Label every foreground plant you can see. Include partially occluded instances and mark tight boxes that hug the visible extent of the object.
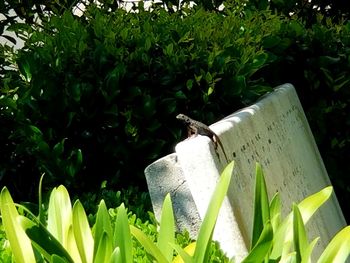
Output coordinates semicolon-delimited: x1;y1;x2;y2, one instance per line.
242;163;350;263
0;183;133;262
0;162;349;262
0;162;234;263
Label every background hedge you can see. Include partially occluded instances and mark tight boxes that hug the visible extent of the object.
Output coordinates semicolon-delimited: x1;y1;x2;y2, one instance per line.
0;1;349;221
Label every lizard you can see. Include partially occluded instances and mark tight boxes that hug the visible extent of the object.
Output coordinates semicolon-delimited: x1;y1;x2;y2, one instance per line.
176;113;229;163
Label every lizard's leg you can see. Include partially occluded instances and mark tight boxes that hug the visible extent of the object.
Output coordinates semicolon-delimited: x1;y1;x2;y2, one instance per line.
187;127;198;138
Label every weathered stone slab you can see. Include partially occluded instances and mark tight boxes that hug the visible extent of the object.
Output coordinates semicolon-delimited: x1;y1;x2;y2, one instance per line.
145;83;346;262
144;153;201;237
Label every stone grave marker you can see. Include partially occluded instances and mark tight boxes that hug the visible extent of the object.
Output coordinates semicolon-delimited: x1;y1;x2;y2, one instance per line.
144;83;346;262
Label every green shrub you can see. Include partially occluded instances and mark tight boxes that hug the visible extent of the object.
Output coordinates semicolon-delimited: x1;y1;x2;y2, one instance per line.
0;5;274;198
1;3;349;223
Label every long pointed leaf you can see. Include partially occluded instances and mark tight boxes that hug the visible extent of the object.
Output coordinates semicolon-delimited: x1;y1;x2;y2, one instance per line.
251;163;270;248
114;203;132;263
0;187;36;263
301;237;319;263
193;161;234;262
317;226;350;263
271;187;333;259
242;221;273;263
47;185;73;249
73;200;94;263
157;193;175;262
19;216;74;262
93;200;113;259
94;232;113;263
298;186;332;224
130;225;168;263
293;204;308;262
110;247;122;263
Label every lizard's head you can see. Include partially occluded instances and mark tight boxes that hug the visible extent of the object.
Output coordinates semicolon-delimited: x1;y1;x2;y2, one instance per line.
176;114;190;123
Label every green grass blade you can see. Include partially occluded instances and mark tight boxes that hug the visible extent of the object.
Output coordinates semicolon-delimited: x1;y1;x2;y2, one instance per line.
110;247;122;263
193;161;234;263
251;163;270;249
67;224;83;262
0;187;36;263
271;186;333;259
73;200;94;263
114;203;132;263
47;185;73;249
301;237;319;263
93;200;113;259
94;232;113;263
130;225;168;263
317;226;350;263
292;204;308;262
242;221;273;263
269;192;281;233
157;193;175;262
298;186;332;224
38;174;45;224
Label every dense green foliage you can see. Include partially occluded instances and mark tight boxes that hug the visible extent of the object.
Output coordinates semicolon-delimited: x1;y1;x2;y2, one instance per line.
0;4;273;198
0;1;349;222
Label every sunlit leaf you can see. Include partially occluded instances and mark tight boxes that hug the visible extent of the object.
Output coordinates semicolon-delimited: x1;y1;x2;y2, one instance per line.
114;203;132;263
157;193;175;262
193;161;234;262
93;200;113;258
251;163;270;248
0;187;36;263
130;225;168;263
317;226;350;263
73;200;94;263
242;221;273;263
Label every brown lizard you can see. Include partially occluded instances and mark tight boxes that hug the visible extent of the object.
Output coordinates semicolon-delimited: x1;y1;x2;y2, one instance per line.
176;113;229;163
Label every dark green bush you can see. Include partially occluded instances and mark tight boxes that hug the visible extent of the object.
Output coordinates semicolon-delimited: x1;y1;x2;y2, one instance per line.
0;3;349;222
0;5;273;199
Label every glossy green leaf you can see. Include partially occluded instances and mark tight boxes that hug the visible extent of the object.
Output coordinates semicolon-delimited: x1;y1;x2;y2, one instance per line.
38;174;45;224
292;204;308;262
0;187;36;263
269;192;281;233
157;193;175;262
271;187;333;259
110;247;122;263
93;200;113;258
47;185;73;249
301;237;319;263
251;163;270;248
298;186;333;224
72;200;94;263
193;161;234;262
20;216;74;262
242;221;273;263
317;226;350;263
114;203;132;263
130;225;168;263
94;232;112;263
